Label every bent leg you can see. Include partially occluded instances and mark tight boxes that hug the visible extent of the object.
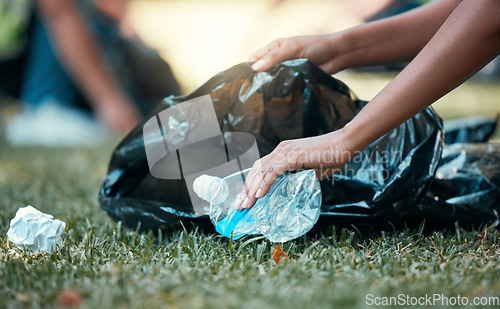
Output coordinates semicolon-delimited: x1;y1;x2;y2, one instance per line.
20;16;78;107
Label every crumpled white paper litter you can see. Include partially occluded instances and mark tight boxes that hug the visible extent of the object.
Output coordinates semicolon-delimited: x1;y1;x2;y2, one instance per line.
7;205;66;254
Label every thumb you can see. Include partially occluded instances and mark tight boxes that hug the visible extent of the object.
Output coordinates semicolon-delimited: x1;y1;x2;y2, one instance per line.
250;39;299;71
251;48;298;71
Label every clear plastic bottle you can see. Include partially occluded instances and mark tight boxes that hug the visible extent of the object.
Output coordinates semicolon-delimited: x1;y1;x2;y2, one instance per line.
193;168;322;242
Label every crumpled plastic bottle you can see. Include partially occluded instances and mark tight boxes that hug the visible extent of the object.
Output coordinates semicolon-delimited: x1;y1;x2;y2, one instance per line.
193;168;322;242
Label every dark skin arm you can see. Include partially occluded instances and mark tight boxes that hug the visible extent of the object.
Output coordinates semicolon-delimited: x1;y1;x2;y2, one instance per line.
238;0;500;210
250;0;461;73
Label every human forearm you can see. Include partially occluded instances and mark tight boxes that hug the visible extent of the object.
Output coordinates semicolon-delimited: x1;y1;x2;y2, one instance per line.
250;0;460;73
242;0;500;210
94;0;128;21
335;0;461;70
343;0;500;152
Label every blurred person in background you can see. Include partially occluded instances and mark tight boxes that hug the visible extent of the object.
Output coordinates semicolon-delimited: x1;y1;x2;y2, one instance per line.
0;0;180;145
236;0;500;210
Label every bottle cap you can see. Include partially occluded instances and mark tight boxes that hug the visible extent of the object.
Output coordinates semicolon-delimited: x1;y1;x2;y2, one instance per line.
193;175;221;202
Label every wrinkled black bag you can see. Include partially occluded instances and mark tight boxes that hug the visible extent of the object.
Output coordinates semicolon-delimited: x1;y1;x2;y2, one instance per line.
400;117;500;228
408;143;500;226
444;116;498;145
98;60;497;232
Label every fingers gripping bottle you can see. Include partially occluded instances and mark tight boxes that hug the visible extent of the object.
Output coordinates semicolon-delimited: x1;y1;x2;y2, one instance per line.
193;168;322;242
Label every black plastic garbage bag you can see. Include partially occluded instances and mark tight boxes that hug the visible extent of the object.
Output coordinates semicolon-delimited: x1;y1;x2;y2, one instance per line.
409;143;500;227
318;105;443;226
99;59;445;231
319;116;500;228
397;115;500;228
444;115;498;145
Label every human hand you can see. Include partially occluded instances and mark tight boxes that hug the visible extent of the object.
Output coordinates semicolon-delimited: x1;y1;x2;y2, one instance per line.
236;130;353;210
118;16;139;39
250;34;347;74
96;96;141;133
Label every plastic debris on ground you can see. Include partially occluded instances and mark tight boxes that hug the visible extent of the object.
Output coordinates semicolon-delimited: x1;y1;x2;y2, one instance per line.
7;205;66;254
98;59;500;235
271;245;290;264
194;168;321;242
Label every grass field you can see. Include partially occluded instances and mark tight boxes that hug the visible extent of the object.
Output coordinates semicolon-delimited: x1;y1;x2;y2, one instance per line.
1;143;499;309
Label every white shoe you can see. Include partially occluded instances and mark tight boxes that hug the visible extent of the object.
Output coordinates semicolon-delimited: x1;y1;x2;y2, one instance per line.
6;101;106;146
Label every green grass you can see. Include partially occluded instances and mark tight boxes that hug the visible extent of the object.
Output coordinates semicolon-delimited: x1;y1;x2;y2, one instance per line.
1;142;499;309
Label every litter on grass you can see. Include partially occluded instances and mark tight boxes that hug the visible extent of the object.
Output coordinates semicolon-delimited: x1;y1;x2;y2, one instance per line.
7;205;66;254
271;245;290;264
